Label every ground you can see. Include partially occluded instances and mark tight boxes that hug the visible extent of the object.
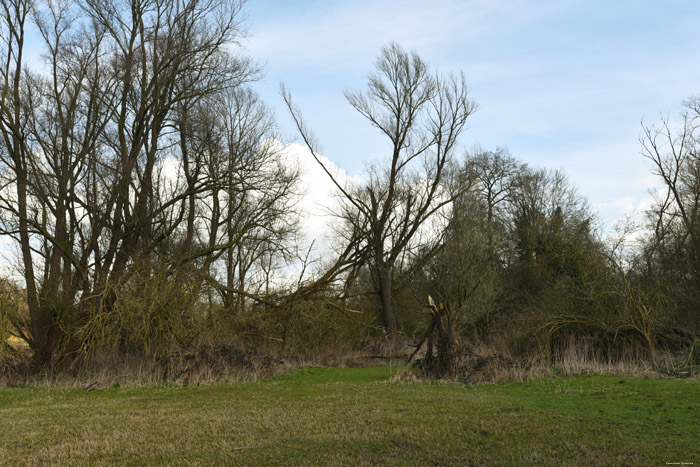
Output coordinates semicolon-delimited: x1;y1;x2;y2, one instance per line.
1;366;698;465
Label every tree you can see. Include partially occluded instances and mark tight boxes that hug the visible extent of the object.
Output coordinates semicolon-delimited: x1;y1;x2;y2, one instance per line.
640;97;700;332
172;87;300;310
424;150;525;341
465;147;525;257
0;0;259;367
0;0;43;362
509;168;595;294
285;43;476;339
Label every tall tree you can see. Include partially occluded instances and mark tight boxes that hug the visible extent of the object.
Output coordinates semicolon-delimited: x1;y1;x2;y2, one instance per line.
285;43;476;339
0;0;256;366
640;96;700;331
172;87;300;309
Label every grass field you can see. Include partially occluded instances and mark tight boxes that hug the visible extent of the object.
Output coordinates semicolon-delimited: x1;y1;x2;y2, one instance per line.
1;366;699;465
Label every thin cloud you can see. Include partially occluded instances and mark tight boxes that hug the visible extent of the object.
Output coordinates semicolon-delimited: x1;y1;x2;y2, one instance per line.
248;0;561;71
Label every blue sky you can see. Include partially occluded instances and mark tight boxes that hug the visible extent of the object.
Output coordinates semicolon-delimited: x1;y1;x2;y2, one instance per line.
243;0;700;230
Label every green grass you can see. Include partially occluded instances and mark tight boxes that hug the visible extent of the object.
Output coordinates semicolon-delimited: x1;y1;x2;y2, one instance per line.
1;366;699;465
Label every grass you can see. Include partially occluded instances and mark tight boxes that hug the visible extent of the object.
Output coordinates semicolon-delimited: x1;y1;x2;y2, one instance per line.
0;366;699;465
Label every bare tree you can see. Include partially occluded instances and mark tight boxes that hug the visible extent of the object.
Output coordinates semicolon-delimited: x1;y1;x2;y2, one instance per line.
465;147;525;256
640;97;700;330
173;87;300;309
285;43;476;339
510;168;593;273
642;100;700;274
0;0;258;366
0;0;54;365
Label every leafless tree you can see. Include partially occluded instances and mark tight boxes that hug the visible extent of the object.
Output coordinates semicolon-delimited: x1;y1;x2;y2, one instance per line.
285;43;476;340
465;147;525;256
173;87;301;309
640;97;700;329
0;0;270;366
642;100;700;274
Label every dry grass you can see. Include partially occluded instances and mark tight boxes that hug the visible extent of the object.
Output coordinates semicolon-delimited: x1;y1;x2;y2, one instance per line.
0;344;387;389
401;338;700;385
551;337;698;378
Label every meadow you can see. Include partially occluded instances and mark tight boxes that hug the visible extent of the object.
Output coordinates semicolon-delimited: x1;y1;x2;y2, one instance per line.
1;366;698;465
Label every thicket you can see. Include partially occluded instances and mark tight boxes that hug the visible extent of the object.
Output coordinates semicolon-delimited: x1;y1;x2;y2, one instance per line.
0;0;698;382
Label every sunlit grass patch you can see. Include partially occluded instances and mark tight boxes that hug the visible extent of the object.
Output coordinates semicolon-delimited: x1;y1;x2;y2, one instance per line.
5;336;29;349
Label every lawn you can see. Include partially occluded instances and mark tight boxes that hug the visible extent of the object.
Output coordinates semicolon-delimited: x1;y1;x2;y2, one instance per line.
0;366;698;465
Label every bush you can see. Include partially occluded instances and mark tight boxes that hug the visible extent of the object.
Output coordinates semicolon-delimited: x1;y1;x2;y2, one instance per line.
79;262;207;363
0;279;30;360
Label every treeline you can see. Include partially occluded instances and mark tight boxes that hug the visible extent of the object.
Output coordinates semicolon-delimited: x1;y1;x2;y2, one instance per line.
0;0;697;376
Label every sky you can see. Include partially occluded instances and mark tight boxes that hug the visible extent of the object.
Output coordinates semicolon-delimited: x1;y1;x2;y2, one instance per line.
3;0;700;277
242;0;700;232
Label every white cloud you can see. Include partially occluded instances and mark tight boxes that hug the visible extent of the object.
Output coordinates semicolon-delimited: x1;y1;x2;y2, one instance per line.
279;142;362;257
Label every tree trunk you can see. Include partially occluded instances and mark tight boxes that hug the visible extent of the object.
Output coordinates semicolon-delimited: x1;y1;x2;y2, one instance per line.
434;309;456;375
377;266;397;340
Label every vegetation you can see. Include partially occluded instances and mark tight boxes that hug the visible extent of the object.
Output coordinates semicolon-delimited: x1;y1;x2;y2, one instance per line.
1;2;698;464
0;0;698;384
1;367;698;465
285;43;476;341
